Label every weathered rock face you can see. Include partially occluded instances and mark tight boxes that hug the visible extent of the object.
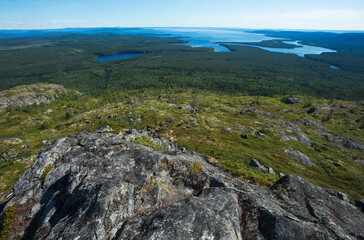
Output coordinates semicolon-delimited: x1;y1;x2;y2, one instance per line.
0;84;67;110
2;130;364;240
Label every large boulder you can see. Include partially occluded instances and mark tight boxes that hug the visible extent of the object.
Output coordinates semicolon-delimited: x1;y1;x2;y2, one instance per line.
2;130;363;240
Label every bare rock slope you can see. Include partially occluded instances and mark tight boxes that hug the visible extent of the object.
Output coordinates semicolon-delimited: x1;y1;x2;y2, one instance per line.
0;83;67;110
2;130;364;240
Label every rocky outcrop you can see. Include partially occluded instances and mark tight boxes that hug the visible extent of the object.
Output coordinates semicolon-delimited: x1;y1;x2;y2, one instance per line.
249;159;268;173
354;160;364;165
307;106;334;114
293;119;330;133
0;84;67;110
275;122;312;147
284;149;316;167
341;138;364;150
2;130;363;240
241;108;272;117
283;97;300;104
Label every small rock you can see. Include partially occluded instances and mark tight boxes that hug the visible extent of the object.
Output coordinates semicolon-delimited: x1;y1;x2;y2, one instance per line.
108;114;118;119
98;116;103;120
257;132;266;137
356;199;364;213
319;135;333;142
159;122;168;127
178;105;193;111
241;134;248;139
285;149;316;167
279;172;286;177
353;160;364;165
307;106;334;114
0;137;23;144
241;108;272;117
337;145;345;152
342;138;364;150
95;126;113;133
268;167;276;174
43;109;53;114
249;159;268;173
283;97;300;104
189;118;198;124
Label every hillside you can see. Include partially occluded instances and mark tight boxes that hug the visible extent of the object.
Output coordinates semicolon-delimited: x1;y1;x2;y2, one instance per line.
0;84;363;206
1;129;363;239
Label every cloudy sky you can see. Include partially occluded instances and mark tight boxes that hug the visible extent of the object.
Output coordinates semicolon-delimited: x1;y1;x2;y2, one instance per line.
1;0;364;30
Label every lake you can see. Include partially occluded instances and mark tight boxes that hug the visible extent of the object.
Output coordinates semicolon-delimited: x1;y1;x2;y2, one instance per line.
229;41;337;57
97;53;145;63
0;27;337;58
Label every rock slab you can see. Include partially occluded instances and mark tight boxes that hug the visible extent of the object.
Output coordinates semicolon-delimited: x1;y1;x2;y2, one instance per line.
2;130;363;240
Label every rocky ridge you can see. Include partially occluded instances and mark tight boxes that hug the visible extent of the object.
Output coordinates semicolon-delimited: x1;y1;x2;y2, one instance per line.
0;84;67;110
1;129;363;240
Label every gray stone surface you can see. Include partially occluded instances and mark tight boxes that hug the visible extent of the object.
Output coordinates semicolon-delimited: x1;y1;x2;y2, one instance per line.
285;149;316;167
241;108;272;117
353;160;364;165
283;97;300;104
342;138;364;150
275;122;312;146
250;159;268;173
0;84;67;110
2;130;363;240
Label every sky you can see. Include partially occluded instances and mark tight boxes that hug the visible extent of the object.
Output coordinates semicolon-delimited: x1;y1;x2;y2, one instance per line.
1;0;364;30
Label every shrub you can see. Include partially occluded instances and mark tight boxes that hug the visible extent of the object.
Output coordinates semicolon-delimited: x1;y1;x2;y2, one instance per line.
0;205;17;240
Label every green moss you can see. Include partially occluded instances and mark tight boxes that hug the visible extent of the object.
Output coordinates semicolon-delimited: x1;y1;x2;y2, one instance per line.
0;205;17;240
132;135;166;151
190;161;203;174
40;166;54;183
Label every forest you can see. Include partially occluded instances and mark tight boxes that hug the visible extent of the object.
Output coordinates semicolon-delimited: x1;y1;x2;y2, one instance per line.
0;31;364;100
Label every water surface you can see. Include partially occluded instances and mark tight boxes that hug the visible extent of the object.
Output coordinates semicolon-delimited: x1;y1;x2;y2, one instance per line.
97;53;145;62
0;27;338;57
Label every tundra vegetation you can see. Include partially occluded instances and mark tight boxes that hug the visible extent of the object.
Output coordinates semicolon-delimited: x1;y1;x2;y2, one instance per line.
0;31;363;207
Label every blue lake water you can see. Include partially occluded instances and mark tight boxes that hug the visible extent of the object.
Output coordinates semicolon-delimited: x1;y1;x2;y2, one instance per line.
97;53;145;62
0;27;338;59
229;41;337;57
330;65;341;69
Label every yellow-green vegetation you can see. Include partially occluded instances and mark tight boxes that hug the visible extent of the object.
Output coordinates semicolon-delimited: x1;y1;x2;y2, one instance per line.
190;161;203;174
0;86;363;203
0;205;17;240
40;166;54;183
131;135;166;150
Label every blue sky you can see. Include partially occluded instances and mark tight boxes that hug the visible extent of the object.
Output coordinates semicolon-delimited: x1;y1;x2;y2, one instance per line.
1;0;364;30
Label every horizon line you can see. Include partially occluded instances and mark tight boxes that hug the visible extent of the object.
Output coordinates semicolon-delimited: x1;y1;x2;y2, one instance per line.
1;26;364;32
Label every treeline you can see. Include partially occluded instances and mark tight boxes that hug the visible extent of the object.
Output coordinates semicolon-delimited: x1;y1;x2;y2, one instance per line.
0;33;363;100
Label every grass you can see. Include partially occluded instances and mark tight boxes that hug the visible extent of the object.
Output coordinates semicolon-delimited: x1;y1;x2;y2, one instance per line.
0;86;363;202
40;166;54;183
